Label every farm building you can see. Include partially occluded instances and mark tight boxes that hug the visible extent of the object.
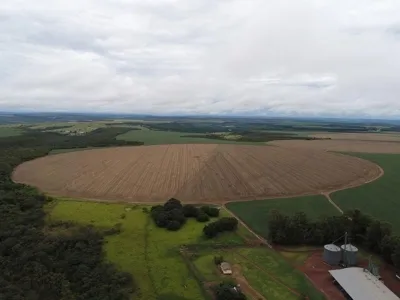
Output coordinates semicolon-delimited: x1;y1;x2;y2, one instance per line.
220;262;232;275
329;267;398;300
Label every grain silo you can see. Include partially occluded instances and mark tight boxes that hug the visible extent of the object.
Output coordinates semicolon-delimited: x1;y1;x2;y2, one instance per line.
341;244;358;266
323;244;342;265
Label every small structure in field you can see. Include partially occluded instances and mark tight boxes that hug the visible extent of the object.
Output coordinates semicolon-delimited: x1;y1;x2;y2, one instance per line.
220;262;232;275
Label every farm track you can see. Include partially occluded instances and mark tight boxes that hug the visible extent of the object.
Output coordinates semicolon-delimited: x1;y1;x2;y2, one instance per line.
13;144;382;204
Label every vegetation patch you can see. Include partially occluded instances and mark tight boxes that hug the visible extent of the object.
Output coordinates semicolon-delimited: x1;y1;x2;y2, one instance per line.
150;199;220;231
117;128;256;145
0;126;23;137
203;218;239;238
191;248;325;300
49;200;247;300
0;149;134;300
267;209;400;272
226;195;339;239
331;153;400;233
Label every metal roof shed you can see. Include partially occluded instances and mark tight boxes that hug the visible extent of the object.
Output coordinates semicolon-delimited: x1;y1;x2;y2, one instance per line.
329;267;398;300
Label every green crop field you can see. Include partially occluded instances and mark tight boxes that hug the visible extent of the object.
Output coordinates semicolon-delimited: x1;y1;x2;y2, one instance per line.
226;195;339;239
0;126;23;137
48;199;247;300
331;153;400;233
116;128;257;145
191;247;324;300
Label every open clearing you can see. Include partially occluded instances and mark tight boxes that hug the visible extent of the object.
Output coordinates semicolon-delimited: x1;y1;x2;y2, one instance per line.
270;139;400;153
331;153;400;233
13;144;380;203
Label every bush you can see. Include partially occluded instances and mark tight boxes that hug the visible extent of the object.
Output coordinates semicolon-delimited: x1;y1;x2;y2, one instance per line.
213;282;246;300
196;212;210;223
203;217;238;238
214;255;224;265
166;220;182;231
164;198;182;211
201;206;220;217
183;204;199;218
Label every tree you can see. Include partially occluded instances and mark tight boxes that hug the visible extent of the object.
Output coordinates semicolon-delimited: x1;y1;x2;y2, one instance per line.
196;212;210;223
166;220;182;231
213;282;246;300
392;243;400;269
365;221;392;254
164;198;182;211
380;235;399;264
345;209;372;243
183;204;199;218
268;210;289;244
201;206;220;217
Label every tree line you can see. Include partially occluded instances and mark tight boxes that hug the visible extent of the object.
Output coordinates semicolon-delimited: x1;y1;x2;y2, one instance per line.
0;129;143;299
150;199;220;231
268;209;400;269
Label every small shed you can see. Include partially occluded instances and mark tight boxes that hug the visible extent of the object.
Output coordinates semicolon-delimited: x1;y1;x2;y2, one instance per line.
220;262;232;275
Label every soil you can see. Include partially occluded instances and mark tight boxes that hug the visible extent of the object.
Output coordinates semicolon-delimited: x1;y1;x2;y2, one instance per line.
271;139;400;154
298;252;346;300
13;144;381;203
298;251;400;300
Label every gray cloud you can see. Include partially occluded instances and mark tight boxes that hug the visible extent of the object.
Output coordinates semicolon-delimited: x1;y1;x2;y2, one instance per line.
1;0;400;117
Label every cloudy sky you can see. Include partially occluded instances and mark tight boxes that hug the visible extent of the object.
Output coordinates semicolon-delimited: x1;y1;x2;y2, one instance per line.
1;0;400;117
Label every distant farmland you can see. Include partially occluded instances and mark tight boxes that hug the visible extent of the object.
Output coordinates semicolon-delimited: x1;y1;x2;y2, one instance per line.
13;144;380;204
116;128;256;145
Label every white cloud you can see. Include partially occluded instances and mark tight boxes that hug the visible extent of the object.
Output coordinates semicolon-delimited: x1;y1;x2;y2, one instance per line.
1;0;400;117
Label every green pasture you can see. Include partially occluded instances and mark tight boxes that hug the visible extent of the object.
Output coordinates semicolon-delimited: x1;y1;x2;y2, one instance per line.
0;126;23;137
331;153;400;233
226;195;339;239
191;247;324;300
116;128;258;145
48;199;247;300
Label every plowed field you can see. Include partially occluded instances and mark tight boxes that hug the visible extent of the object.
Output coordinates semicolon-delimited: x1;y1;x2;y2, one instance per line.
13;144;381;203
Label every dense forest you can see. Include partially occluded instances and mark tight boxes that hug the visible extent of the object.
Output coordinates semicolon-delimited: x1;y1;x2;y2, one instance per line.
268;209;400;269
0;129;142;300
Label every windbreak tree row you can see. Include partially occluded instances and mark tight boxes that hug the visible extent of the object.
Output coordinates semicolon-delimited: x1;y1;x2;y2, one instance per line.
268;209;400;269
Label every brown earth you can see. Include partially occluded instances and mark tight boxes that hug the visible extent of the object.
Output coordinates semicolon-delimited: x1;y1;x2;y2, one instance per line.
311;132;400;142
298;251;400;300
13;144;381;203
270;139;400;154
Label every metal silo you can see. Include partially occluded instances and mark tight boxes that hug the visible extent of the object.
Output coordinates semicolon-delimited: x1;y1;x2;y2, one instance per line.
341;244;358;266
323;244;342;265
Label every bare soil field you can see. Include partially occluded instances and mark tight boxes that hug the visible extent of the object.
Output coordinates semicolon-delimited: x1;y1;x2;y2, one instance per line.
311;132;400;142
13;144;381;203
271;140;400;154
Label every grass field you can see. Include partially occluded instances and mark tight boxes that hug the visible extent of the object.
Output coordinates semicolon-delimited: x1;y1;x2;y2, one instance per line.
48;199;247;300
116;128;257;145
191;248;324;300
0;126;22;137
226;195;340;239
331;153;400;233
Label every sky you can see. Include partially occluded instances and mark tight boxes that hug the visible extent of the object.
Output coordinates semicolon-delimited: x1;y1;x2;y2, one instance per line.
1;0;400;118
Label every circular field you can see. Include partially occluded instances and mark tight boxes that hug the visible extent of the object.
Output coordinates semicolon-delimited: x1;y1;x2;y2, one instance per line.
13;144;381;203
